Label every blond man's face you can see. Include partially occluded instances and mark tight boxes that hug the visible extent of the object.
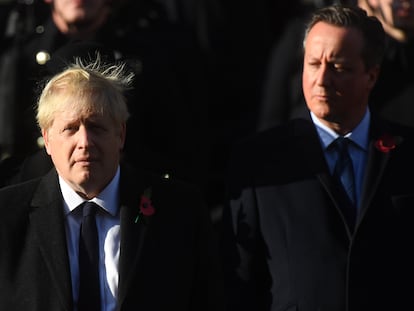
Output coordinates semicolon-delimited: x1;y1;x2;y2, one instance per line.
43;101;125;199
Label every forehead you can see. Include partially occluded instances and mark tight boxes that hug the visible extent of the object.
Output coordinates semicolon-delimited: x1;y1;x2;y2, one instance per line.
52;93;105;117
51;107;112;130
53;0;107;7
305;22;364;58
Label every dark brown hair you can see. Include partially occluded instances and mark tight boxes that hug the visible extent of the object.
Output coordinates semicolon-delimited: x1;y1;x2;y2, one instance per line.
303;4;385;69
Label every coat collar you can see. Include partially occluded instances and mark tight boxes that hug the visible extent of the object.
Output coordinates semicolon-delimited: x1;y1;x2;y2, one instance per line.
117;163;153;303
358;117;402;222
29;164;156;309
30;169;73;311
293;115;403;235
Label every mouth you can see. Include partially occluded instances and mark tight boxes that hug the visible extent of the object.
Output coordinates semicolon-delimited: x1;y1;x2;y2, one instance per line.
314;94;331;102
74;157;97;166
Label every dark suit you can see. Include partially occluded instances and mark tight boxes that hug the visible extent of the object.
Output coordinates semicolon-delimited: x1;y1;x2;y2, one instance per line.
0;164;224;311
222;115;414;311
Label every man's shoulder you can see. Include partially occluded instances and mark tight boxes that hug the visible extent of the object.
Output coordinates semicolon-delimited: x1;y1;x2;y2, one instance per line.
0;177;40;196
120;162;203;198
0;177;42;218
371;115;414;140
226;118;316;189
231;118;314;159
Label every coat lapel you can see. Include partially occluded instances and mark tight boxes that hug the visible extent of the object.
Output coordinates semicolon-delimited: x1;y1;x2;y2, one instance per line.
30;169;73;311
27;164;158;310
358;122;398;224
117;165;152;305
291;116;403;235
292;117;358;236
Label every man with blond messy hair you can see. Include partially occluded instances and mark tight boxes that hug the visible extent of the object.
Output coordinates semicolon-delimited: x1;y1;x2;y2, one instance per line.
0;56;224;311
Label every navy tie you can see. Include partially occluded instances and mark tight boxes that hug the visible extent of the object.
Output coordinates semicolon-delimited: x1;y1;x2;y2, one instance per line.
78;201;101;311
332;137;357;228
333;137;356;204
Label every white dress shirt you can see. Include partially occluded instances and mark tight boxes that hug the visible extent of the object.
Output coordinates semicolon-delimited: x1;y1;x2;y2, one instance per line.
311;110;370;210
59;167;121;311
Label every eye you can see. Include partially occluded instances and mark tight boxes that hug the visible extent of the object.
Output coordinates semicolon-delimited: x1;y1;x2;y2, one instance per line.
332;62;351;73
334;65;346;72
87;121;108;133
63;125;78;132
307;60;320;67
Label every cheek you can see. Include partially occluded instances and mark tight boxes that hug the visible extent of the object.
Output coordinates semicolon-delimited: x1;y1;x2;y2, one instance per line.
344;77;368;96
47;138;73;159
302;74;313;101
45;138;58;156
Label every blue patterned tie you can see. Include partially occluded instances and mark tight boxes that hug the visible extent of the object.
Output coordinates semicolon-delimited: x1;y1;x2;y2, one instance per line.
333;136;356;204
78;201;100;311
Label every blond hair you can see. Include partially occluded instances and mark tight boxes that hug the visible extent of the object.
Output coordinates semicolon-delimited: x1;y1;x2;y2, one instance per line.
36;55;134;130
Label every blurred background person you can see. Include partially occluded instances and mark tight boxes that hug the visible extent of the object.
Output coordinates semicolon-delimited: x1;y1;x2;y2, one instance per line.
358;0;414;126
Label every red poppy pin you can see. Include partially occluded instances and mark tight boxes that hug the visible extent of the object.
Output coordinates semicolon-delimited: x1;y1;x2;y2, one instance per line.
374;134;397;153
135;187;155;223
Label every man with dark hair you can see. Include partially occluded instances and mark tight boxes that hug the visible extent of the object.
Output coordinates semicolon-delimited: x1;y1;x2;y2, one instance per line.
223;4;414;310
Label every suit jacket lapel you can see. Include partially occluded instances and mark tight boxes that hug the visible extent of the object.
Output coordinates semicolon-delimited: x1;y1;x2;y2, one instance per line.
291;116;402;234
291;118;343;207
117;165;151;305
292;117;358;236
358;119;397;223
27;165;158;309
30;169;73;311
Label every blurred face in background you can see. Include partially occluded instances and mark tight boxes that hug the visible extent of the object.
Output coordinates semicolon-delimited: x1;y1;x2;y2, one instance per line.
366;0;414;35
45;0;110;35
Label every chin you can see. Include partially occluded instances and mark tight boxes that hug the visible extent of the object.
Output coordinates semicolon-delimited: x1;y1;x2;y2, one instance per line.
75;171;93;183
312;107;331;120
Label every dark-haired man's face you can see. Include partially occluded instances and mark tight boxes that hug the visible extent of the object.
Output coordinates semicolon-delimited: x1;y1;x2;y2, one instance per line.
302;22;379;132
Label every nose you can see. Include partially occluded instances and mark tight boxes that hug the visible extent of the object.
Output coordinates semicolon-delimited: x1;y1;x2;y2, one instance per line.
315;63;331;86
77;124;93;148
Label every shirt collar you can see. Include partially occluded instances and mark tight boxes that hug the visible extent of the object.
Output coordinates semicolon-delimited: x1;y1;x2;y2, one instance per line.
60;166;121;217
310;109;370;151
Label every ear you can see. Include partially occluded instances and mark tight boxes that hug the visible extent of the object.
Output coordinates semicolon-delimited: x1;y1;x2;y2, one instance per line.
42;129;52;156
367;65;381;90
119;123;126;150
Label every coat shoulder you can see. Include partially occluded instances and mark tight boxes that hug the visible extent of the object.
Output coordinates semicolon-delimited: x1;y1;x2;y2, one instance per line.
0;178;40;206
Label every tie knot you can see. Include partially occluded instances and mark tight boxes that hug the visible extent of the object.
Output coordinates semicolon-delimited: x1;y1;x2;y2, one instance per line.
82;201;98;217
333;136;349;149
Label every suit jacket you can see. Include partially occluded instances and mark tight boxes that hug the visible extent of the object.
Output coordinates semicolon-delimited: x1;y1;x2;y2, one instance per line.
0;163;224;311
222;115;414;311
